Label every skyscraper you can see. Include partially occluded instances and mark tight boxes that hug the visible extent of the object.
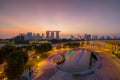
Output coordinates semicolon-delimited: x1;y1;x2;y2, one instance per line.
46;31;50;39
46;31;60;40
26;32;32;40
84;34;91;40
42;33;44;39
51;31;54;39
33;33;40;40
92;35;98;40
56;31;60;40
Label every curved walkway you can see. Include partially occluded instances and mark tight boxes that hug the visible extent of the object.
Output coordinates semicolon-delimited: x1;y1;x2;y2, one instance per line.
32;49;120;80
95;51;120;80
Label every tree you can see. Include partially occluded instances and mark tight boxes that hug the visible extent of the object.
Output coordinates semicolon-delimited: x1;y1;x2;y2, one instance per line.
4;49;28;80
63;42;80;48
14;36;29;44
35;43;52;53
0;45;16;64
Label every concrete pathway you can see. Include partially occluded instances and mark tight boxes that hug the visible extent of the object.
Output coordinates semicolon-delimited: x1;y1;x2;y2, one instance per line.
49;49;97;80
33;54;58;80
22;69;34;80
32;49;120;80
49;69;97;80
96;51;120;80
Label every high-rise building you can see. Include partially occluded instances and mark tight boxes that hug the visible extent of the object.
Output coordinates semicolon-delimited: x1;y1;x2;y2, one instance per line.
99;36;105;40
46;31;60;40
19;33;26;38
106;36;111;40
26;32;32;40
56;31;60;39
92;35;98;40
42;33;44;39
51;31;54;39
46;31;50;39
84;34;91;40
33;33;40;40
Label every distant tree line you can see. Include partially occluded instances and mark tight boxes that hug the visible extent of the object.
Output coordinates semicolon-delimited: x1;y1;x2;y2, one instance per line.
14;36;29;44
63;42;80;48
49;39;83;44
35;43;52;53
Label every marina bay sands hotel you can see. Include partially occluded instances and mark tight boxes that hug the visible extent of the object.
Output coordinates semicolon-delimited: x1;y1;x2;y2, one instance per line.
46;31;60;40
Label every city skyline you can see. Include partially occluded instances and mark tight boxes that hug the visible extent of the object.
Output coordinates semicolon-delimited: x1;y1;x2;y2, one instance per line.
6;31;120;40
0;0;120;39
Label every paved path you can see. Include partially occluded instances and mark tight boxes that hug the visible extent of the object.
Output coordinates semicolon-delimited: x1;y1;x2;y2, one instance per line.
33;54;58;80
32;49;120;80
22;69;34;80
50;49;97;80
96;51;120;80
49;69;97;80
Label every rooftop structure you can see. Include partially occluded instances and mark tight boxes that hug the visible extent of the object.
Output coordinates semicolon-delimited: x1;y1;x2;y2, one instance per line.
46;31;61;40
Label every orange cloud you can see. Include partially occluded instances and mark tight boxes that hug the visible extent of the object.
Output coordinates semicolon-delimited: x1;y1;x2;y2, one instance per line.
0;14;45;34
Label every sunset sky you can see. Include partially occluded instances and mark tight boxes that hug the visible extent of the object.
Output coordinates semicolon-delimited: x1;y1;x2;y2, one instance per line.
0;0;120;39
